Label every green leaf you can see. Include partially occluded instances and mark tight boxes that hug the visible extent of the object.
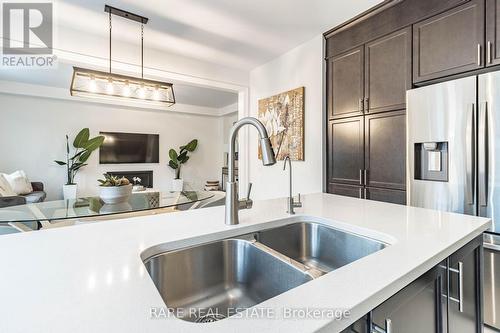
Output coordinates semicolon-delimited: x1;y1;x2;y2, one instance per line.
71;163;88;171
66;135;70;154
179;156;189;164
177;151;187;161
73;128;90;148
79;150;92;163
168;160;178;170
168;149;178;161
83;136;105;152
54;160;67;166
185;139;198;152
70;150;85;160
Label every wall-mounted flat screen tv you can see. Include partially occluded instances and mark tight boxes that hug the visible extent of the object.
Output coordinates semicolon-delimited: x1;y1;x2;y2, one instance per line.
99;132;159;164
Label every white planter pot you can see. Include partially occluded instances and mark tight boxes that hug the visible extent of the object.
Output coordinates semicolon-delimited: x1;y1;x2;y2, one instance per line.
172;179;183;192
99;184;133;204
63;184;78;200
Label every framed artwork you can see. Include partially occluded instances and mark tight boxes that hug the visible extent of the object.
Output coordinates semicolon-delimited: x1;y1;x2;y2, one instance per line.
258;87;304;161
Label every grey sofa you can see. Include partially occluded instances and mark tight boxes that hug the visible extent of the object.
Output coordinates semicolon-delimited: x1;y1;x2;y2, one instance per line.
0;182;46;208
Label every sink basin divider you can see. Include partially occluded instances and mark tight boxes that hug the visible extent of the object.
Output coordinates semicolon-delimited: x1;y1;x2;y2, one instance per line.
236;234;325;279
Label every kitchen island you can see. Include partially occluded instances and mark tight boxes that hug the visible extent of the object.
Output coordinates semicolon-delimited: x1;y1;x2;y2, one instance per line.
0;193;490;332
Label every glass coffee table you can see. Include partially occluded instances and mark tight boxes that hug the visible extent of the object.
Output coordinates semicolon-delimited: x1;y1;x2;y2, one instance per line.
0;191;215;231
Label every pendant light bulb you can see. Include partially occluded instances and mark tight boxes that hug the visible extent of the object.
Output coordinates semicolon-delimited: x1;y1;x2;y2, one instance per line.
138;84;146;99
123;81;130;97
89;76;97;92
153;86;160;100
106;79;114;95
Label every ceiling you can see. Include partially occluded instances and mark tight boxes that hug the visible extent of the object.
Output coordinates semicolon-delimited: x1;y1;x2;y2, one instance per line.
54;0;382;71
0;63;238;109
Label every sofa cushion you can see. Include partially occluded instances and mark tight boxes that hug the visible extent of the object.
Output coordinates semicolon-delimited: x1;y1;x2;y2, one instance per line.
3;171;33;195
24;191;46;203
0;196;26;208
0;174;16;197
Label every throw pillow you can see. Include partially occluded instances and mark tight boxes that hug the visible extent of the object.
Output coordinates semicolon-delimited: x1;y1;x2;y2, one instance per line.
3;170;33;195
0;174;17;197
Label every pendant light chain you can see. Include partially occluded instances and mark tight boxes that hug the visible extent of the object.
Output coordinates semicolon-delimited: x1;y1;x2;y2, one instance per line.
109;11;112;73
141;23;144;79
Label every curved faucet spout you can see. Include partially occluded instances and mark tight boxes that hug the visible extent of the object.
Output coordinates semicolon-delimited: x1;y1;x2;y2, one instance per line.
226;117;276;225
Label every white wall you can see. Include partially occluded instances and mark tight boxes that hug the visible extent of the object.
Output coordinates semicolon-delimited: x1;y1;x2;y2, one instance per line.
222;112;238;145
0;93;224;200
248;35;323;200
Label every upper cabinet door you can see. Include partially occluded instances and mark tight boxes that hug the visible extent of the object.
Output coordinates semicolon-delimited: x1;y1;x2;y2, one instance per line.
328;46;364;119
486;0;500;66
413;0;485;83
365;27;412;114
365;110;406;190
328;117;364;186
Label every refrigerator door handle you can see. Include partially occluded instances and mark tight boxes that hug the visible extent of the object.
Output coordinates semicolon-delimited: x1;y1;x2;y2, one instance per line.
466;103;476;205
479;101;488;207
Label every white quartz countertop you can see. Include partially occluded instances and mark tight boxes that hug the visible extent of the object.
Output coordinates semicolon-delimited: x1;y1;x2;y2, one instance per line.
0;193;491;333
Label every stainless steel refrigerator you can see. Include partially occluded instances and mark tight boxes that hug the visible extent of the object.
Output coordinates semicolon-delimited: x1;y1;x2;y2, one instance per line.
407;71;500;331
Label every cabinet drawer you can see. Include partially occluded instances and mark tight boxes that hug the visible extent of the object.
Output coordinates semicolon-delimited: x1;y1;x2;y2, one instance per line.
366;188;406;205
327;183;363;199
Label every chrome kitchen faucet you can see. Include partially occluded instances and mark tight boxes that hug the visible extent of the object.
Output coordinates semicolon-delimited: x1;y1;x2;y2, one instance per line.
225;117;276;225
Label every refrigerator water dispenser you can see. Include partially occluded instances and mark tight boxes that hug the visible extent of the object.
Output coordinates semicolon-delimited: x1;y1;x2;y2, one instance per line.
414;142;448;182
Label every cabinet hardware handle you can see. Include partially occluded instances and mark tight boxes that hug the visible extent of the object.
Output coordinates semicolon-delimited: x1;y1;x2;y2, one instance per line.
359;98;364;113
386;319;392;333
487;41;492;64
364;169;368;186
364;188;367;199
478;44;482;66
458;261;464;312
359;169;364;185
359;187;363;199
365;98;370;112
448;262;464;312
372;319;392;333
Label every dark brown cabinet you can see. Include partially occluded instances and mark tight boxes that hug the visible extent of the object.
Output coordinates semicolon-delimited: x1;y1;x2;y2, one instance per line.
365;28;412;113
364;110;406;190
328;28;412;119
326;27;410;204
448;237;483;333
486;0;500;66
366;188;407;205
413;0;485;83
327;183;363;199
328;117;364;186
371;263;447;333
345;237;482;333
328;46;364;119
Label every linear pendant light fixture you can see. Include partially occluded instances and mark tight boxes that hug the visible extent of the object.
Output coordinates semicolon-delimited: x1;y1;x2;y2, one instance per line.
70;5;175;107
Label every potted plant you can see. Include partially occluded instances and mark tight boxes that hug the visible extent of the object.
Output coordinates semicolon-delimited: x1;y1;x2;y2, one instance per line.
97;174;133;204
168;139;198;191
55;128;105;200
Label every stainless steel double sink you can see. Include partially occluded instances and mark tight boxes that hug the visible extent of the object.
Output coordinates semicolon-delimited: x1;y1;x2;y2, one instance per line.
142;221;386;323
